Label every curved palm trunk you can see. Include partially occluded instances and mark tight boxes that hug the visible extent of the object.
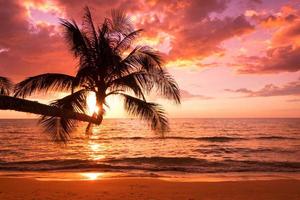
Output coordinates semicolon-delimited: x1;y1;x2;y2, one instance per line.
0;95;100;124
85;102;104;134
85;112;103;134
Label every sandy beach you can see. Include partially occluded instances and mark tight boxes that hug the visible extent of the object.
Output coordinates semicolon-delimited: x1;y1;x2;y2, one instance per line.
0;177;300;200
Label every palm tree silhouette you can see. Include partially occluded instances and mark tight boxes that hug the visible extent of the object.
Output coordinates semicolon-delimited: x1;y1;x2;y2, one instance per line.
14;7;180;142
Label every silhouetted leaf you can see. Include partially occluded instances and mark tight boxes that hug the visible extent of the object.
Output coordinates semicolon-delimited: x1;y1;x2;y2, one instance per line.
14;73;75;98
0;76;13;95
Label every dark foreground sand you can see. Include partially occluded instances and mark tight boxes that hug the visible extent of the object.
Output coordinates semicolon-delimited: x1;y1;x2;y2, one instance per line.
0;177;300;200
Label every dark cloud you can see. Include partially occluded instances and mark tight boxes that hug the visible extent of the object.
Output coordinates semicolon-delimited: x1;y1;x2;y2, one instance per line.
0;1;28;38
260;14;298;27
183;0;229;22
0;0;75;81
225;79;300;97
236;45;300;74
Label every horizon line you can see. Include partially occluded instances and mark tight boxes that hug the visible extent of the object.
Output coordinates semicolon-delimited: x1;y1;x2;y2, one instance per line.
0;117;299;120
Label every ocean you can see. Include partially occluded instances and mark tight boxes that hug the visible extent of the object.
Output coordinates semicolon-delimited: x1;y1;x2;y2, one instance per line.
0;118;300;176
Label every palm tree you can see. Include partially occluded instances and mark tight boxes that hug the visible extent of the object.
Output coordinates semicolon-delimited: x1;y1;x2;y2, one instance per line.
14;7;180;142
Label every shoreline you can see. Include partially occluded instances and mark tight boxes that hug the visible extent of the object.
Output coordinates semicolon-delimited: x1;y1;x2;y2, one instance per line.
1;171;300;182
1;176;300;200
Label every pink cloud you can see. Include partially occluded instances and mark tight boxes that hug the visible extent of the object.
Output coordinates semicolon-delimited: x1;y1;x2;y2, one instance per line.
168;15;254;60
180;89;213;100
225;78;300;97
234;6;300;74
236;45;300;73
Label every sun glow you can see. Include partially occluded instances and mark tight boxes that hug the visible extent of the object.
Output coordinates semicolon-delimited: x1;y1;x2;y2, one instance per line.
86;92;99;115
80;172;103;180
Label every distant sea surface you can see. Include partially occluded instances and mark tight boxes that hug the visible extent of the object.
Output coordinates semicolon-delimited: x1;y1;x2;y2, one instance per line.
0;118;300;175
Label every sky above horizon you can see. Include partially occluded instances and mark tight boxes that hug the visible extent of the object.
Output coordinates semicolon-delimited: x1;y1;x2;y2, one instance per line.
0;0;300;118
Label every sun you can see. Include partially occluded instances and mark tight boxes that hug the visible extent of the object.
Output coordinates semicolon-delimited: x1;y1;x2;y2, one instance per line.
80;172;103;180
86;92;99;115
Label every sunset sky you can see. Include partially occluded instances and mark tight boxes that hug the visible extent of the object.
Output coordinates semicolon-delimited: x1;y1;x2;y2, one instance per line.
0;0;300;118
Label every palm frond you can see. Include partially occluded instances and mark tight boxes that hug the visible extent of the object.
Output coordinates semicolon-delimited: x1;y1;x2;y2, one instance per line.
14;73;75;98
60;18;86;54
82;6;98;48
107;72;147;100
60;18;94;59
51;89;88;113
108;47;140;79
110;9;134;35
39;89;89;143
124;46;163;72
74;67;96;89
151;69;181;104
121;94;169;134
110;46;163;80
0;76;13;95
96;19;119;72
109;68;180;103
39;115;76;143
114;29;143;53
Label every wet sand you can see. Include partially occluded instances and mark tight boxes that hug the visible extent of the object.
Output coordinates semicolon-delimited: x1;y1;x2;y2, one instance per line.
0;177;300;200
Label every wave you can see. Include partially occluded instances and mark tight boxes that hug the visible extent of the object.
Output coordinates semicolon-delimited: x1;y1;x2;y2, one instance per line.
196;147;295;154
167;136;245;142
1;157;300;173
90;136;245;142
88;135;298;142
109;156;200;164
254;136;296;140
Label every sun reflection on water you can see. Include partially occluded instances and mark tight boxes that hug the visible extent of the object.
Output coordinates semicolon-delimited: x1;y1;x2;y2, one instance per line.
88;138;106;161
90;143;101;151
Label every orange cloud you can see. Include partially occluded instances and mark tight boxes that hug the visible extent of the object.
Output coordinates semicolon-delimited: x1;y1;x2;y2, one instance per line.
168;15;254;61
272;20;300;45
